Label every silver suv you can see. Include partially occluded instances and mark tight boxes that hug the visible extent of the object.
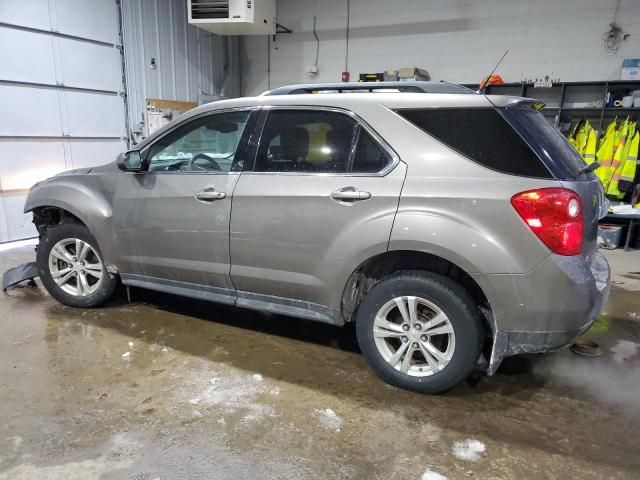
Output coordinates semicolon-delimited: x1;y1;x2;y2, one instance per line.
22;82;610;393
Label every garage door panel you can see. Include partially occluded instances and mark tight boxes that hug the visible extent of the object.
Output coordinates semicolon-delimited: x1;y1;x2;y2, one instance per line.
0;0;51;31
54;0;119;45
0;141;66;191
64;92;125;138
0;85;62;137
1;192;37;241
58;39;122;92
0;27;57;84
69;140;125;169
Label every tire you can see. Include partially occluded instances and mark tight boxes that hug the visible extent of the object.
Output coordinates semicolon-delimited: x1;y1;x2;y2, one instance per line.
36;222;117;308
355;270;482;394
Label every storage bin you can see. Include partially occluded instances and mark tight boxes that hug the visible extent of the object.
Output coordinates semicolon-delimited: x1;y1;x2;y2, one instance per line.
597;224;626;250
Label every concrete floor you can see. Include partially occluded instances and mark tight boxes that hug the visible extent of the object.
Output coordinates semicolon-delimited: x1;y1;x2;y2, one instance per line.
0;244;639;480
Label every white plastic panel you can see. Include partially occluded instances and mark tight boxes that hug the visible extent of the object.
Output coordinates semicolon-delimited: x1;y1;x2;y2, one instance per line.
0;85;62;137
58;38;122;92
1;192;37;241
0;141;67;191
68;140;126;169
0;0;51;30
54;0;119;44
64;91;125;137
0;27;57;84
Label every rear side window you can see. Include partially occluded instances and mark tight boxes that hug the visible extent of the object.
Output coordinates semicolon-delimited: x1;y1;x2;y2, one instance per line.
397;108;552;178
255;110;357;173
254;110;393;174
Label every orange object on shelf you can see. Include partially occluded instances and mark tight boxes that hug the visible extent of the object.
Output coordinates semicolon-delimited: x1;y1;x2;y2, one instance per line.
480;74;504;87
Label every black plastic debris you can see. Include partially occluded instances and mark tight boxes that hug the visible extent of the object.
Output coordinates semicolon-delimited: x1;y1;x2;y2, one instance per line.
2;262;39;291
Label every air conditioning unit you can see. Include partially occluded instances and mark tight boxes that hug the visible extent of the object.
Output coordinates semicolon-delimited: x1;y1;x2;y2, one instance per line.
188;0;276;35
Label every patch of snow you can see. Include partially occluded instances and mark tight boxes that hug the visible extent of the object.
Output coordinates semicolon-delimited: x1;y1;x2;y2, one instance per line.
128;341;134;348
0;433;143;480
421;469;448;480
269;387;281;396
314;408;342;432
174;367;277;423
452;439;486;461
252;373;263;381
611;340;639;363
121;352;130;359
161;346;169;352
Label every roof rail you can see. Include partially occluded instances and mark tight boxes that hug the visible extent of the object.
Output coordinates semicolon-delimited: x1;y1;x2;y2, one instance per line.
262;81;476;96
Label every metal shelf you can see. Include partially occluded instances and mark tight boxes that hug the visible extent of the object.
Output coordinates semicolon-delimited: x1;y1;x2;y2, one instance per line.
467;80;640;131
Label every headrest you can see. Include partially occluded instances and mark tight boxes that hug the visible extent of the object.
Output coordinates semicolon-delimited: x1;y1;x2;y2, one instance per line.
280;127;309;160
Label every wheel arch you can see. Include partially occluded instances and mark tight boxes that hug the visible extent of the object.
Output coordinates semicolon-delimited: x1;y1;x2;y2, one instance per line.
340;249;495;357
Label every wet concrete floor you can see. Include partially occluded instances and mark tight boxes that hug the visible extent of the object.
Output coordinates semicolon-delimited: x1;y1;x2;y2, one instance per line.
0;244;639;479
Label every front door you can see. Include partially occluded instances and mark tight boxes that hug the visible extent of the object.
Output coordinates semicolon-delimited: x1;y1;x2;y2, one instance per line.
230;108;406;312
112;109;254;293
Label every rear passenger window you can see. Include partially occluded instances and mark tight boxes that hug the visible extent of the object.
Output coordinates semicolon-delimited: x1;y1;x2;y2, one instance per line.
254;110;393;174
352;130;392;173
397;108;552;178
255;110;357;173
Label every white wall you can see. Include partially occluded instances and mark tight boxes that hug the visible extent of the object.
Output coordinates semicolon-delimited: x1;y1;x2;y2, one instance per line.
240;0;640;96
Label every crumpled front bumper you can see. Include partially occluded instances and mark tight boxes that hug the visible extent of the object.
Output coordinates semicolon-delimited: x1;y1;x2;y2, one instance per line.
481;251;611;375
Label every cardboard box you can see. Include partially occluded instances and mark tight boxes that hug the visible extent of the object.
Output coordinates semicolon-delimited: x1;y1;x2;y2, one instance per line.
621;58;640;80
398;67;430;81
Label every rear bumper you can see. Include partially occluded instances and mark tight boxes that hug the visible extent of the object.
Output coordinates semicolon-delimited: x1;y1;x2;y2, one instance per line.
473;251;610;374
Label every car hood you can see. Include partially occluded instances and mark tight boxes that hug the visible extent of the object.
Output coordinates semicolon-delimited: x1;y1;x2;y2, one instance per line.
53;161;118;177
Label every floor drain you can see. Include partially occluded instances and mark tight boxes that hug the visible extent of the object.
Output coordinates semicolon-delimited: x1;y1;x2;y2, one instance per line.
571;340;602;357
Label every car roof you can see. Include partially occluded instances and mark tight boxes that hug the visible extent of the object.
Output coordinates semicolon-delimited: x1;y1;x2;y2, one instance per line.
135;88;534;150
262;81;474;95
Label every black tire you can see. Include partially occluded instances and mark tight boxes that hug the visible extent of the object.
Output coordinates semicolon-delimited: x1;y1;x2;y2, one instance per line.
36;222;117;308
355;270;483;394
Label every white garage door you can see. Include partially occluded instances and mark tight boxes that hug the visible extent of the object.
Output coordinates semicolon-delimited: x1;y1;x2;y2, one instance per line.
0;0;127;242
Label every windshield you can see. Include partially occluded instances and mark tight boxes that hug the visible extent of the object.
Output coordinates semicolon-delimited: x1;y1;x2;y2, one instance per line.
500;107;594;181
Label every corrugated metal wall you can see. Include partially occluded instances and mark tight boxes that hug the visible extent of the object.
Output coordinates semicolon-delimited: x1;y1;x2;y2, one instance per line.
121;0;240;144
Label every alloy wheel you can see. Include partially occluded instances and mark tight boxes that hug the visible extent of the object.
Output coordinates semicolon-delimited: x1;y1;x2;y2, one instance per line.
48;238;104;297
373;296;456;377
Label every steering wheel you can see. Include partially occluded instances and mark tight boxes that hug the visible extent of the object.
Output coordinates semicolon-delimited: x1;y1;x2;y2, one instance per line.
187;153;222;172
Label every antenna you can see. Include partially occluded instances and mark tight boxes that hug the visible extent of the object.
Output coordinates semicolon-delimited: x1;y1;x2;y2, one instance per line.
478;50;509;93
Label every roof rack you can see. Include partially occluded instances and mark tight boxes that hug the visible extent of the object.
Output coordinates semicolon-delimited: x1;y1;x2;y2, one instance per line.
263;81;476;96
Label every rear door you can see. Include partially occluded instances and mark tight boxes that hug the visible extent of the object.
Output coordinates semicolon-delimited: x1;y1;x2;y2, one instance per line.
112;109;256;294
229;107;406;312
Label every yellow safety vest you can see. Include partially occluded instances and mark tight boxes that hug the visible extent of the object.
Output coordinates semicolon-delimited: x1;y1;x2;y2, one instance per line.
617;131;639;195
608;123;637;198
583;126;597;165
596;121;618;187
602;120;629;190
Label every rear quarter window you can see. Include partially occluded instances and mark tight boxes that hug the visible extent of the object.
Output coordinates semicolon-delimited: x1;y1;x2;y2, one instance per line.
397;108;553;178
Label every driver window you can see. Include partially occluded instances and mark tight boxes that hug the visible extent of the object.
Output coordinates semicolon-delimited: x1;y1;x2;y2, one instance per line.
146;110;251;172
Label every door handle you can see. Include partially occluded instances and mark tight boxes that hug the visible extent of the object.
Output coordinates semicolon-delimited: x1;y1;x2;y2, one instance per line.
330;187;371;203
194;188;226;202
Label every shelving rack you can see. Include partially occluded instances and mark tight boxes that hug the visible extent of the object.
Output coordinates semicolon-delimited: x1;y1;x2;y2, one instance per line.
462;80;640;135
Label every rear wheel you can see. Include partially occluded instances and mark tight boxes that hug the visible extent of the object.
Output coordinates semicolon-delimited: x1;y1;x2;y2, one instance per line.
36;223;116;308
355;271;482;394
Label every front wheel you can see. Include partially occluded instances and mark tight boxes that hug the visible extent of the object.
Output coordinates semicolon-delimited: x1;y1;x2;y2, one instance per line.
36;223;117;308
355;271;483;394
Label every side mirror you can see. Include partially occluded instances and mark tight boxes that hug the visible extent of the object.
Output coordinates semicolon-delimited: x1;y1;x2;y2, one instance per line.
116;150;143;172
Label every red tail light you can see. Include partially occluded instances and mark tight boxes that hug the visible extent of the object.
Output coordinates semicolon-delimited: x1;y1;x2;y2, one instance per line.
511;188;583;256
